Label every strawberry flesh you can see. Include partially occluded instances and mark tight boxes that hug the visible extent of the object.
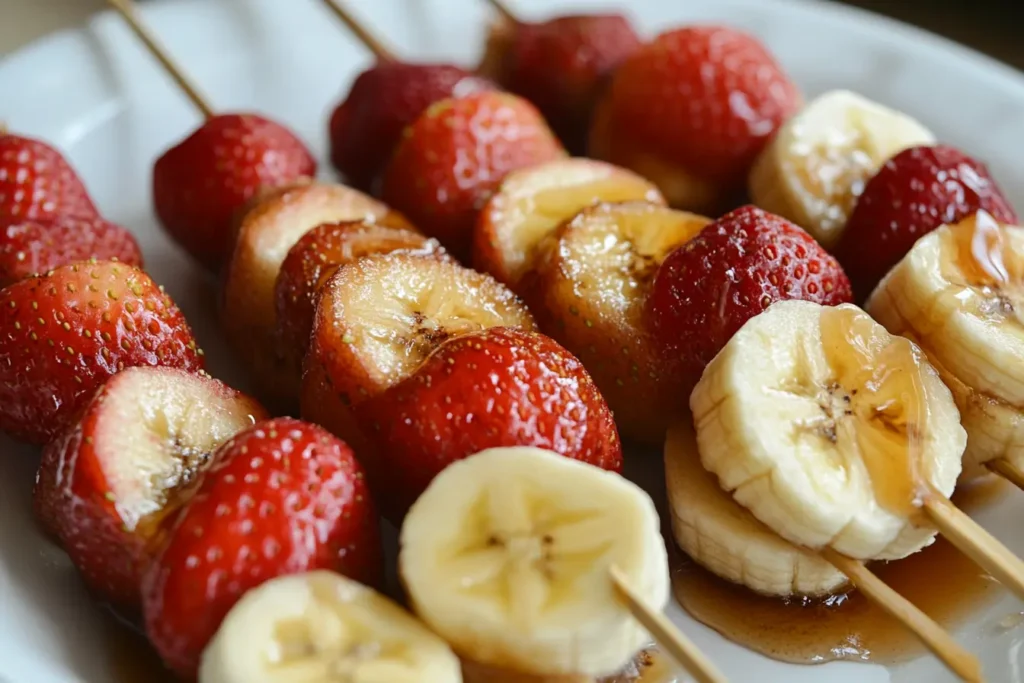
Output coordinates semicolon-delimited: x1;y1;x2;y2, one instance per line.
329;62;496;194
834;144;1019;300
646;206;853;397
357;326;622;520
153;114;316;270
33;367;266;610
0;214;142;287
142;417;381;678
0;261;205;444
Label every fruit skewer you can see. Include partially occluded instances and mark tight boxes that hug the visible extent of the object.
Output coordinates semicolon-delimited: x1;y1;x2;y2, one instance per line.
107;0;317;271
317;0;395;63
105;0;214;119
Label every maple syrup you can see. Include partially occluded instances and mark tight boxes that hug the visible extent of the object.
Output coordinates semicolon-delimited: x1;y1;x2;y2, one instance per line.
819;305;931;516
941;211;1024;326
671;475;1008;665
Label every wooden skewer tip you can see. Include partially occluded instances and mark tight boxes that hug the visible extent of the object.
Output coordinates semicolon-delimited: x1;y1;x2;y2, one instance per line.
318;0;396;63
609;565;729;683
987;458;1024;492
821;548;983;683
105;0;215;119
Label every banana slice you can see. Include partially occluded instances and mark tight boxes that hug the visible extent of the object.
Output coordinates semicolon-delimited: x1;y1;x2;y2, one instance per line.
199;570;463;683
867;211;1024;476
665;418;847;598
691;300;964;561
399;447;669;678
749;90;935;249
525;201;710;444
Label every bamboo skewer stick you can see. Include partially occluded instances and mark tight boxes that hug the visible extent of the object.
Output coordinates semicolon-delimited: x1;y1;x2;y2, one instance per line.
481;0;520;25
820;549;983;683
609;566;729;683
924;495;1024;601
987;458;1024;491
106;0;214;119
318;0;396;63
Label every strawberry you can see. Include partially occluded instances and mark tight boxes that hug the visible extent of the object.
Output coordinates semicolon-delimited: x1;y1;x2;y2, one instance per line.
646;206;853;397
0;132;99;220
0;260;204;444
381;91;566;260
492;14;641;154
34;367;266;610
590;26;800;211
329;62;496;194
834;144;1019;300
142;417;381;678
273;220;445;379
356;326;622;520
153;114;317;270
0;214;142;287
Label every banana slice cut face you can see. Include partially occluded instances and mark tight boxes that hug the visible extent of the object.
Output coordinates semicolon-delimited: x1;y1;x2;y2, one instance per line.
867;211;1024;475
665;419;847;598
199;570;463;683
749;90;935;249
691;300;964;561
399;447;669;678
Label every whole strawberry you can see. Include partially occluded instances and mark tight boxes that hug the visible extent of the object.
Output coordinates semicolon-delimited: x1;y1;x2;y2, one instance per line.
492;14;641;154
382;91;565;260
142;417;381;678
646;206;853;396
153;114;316;270
834;144;1019;299
0;260;204;444
0;214;142;287
0;132;99;220
329;62;496;194
590;26;800;212
357;326;622;520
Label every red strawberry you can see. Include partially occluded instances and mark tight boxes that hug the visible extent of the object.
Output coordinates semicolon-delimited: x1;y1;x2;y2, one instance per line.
490;14;641;154
0;260;204;444
0;132;99;220
274;220;445;378
356;326;622;520
34;366;266;610
142;417;381;677
329;62;496;194
381;91;566;260
0;214;142;287
834;144;1019;299
153;114;316;270
590;26;800;211
646;206;853;396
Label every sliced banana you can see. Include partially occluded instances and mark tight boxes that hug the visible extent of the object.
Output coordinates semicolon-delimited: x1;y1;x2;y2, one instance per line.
526;201;710;444
399;447;669;678
691;300;964;561
199;570;462;683
749;90;935;249
665;418;847;597
867;211;1024;475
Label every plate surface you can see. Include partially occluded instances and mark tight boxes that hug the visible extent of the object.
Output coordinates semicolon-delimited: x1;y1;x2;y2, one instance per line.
2;0;1024;681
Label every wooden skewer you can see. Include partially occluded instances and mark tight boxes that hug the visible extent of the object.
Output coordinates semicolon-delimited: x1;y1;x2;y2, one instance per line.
609;565;729;683
318;0;396;63
106;0;214;119
820;549;983;683
987;458;1024;491
482;0;520;25
925;495;1024;601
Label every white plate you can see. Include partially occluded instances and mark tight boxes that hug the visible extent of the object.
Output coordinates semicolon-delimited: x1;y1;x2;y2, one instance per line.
2;0;1024;681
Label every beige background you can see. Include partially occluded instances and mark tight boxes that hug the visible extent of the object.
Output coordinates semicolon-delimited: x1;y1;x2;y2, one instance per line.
2;0;1023;68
